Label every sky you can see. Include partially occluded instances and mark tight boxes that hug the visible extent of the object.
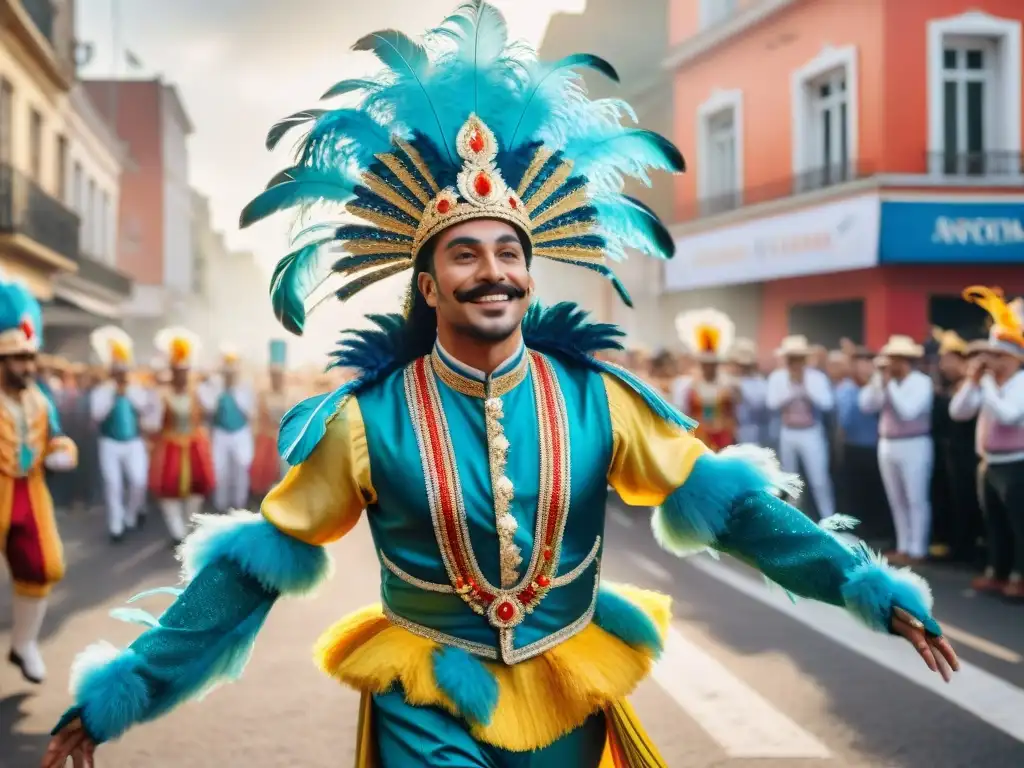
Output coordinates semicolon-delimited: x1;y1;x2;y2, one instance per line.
75;0;586;361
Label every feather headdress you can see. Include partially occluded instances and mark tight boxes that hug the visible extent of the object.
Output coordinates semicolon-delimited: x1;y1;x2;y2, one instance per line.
154;327;201;369
675;309;735;361
963;285;1024;354
220;343;241;369
242;0;685;336
90;325;134;369
0;269;42;357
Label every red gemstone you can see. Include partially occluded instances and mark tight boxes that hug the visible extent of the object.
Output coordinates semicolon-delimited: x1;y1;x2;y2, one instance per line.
508;197;518;209
469;130;485;153
536;574;550;588
455;577;464;590
437;199;451;214
19;319;33;339
474;172;492;197
496;601;515;622
467;577;477;588
542;548;553;561
519;588;535;602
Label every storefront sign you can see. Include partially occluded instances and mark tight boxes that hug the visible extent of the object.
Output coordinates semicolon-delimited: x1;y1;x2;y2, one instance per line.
879;201;1024;263
664;195;881;291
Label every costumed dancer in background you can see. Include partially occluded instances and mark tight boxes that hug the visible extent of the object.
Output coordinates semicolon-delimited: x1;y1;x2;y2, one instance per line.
88;326;150;542
671;309;737;450
146;327;215;544
45;4;958;765
950;286;1024;599
728;338;767;446
199;345;256;513
0;273;77;684
857;336;934;564
250;339;291;499
766;335;837;517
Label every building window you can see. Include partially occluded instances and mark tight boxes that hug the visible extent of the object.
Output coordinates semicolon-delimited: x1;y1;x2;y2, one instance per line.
29;110;42;181
928;12;1022;176
72;161;82;213
56;134;67;202
85;178;95;255
791;45;859;193
696;89;743;216
699;0;738;30
0;79;12;165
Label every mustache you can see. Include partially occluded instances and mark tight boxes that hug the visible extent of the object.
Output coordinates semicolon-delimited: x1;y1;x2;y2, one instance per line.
454;283;527;303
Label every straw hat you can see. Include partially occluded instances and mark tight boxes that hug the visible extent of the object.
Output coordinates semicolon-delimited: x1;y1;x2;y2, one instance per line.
774;335;811;358
879;335;924;359
931;327;967;356
727;338;757;366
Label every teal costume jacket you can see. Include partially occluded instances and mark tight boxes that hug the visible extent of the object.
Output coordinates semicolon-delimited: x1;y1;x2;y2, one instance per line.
54;305;941;754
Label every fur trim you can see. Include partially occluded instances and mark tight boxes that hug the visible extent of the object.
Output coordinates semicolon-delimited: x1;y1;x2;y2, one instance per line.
69;643;151;744
841;551;940;635
654;447;800;556
179;511;331;595
431;646;499;726
593;587;664;655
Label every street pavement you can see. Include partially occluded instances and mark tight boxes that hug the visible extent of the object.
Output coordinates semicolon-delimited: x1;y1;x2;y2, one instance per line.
2;501;1023;768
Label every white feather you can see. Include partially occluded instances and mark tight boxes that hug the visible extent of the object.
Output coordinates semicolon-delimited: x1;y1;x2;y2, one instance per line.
717;443;804;500
674;308;736;355
154;326;202;364
89;325;134;367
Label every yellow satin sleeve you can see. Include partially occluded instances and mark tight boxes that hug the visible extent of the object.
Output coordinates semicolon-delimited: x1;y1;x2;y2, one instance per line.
261;395;376;545
602;373;709;507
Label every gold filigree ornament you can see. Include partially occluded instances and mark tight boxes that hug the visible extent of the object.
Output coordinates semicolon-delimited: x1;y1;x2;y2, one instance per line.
411;115;532;256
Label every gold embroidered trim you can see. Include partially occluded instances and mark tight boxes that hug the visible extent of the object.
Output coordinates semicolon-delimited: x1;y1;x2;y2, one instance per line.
382;603;498;660
530;187;591;229
517;147;553;197
344;205;418;238
340;239;414;256
428;348;529;400
395;138;440;194
526;160;575;214
533;245;605;262
379;552;455;594
484;395;522;587
550;536;601;589
499;560;601;664
361;172;425;221
376;152;432;205
532;221;600;245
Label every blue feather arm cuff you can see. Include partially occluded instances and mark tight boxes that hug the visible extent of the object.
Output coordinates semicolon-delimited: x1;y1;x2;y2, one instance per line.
52;512;331;745
652;446;940;636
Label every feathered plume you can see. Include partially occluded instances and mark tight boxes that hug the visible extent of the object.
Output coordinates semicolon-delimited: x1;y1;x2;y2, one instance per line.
90;326;133;368
154;327;201;368
242;1;684;336
675;309;735;357
963;285;1024;347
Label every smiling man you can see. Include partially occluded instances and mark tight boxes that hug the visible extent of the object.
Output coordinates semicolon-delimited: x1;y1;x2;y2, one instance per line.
46;3;957;767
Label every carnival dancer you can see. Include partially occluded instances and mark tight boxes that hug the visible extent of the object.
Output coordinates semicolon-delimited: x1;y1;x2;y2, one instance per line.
0;273;77;684
199;345;256;512
729;338;767;446
950;287;1024;599
671;309;738;450
146;327;215;544
857;336;934;564
45;5;958;766
250;340;291;498
88;326;150;542
766;335;837;518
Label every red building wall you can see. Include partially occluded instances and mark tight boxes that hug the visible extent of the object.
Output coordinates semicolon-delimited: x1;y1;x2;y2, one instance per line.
84;80;165;286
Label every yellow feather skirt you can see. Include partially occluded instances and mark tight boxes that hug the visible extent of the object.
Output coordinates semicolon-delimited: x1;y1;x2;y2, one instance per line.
314;584;671;767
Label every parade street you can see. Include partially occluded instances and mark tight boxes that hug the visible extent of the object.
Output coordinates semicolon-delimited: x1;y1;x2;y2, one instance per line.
3;501;1024;768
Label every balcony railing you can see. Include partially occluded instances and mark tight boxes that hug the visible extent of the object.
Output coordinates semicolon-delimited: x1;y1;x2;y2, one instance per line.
20;0;54;45
0;162;80;261
926;151;1024;177
679;160;877;223
76;253;132;296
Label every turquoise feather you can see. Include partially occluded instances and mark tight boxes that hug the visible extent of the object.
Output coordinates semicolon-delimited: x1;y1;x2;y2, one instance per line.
265;109;327;151
278;384;356;465
109;608;161;629
269;235;338;335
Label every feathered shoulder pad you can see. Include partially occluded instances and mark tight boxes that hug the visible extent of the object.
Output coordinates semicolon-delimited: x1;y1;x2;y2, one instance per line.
278;302;694;465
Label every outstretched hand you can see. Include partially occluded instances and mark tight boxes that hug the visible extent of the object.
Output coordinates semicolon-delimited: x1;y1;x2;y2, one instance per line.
891;607;959;682
41;718;95;768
